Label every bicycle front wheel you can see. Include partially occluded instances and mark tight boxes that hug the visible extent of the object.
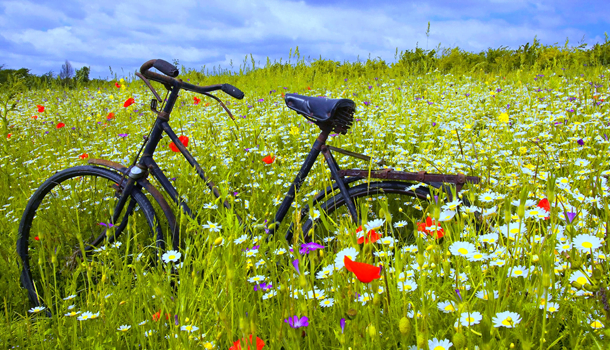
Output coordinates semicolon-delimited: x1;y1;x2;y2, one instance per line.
17;166;162;314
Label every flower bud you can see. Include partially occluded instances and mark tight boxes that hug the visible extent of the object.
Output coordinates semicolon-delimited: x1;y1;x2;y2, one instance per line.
417;334;426;349
299;275;308;289
416;253;425;267
542;273;551;288
398;317;411;335
368;324;377;338
452;332;466;349
239;317;247;333
373;294;381;307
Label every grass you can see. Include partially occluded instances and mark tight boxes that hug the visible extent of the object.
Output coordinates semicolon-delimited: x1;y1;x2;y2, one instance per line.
0;52;609;349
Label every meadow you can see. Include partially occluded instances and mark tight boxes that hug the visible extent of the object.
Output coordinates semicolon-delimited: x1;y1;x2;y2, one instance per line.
1;43;610;349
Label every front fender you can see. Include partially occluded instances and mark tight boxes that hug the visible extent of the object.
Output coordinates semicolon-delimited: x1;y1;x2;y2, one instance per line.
88;159;178;246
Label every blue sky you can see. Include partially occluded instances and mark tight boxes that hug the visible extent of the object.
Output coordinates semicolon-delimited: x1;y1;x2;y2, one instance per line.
0;0;608;79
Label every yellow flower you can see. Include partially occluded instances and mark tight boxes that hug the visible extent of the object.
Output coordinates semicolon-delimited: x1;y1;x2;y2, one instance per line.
498;112;509;124
109;95;114;99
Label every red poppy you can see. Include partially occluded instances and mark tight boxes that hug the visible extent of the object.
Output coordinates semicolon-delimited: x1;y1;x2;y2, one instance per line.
152;309;171;322
56;122;65;129
281;92;285;98
34;236;39;241
169;135;189;152
123;97;135;108
107;112;115;120
37;105;44;113
416;216;444;239
193;96;201;105
343;256;381;283
79;153;89;159
204;102;210;107
306;86;311;90
32;115;38;119
115;82;121;88
229;334;265;350
538;198;550;220
262;155;275;164
6;134;11;139
354;226;381;244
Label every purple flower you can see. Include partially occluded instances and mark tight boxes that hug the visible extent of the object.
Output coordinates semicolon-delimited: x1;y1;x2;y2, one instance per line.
118;133;128;138
415;97;422;100
98;222;114;227
292;259;300;274
174;314;179;326
340;318;345;333
254;282;273;291
330;133;338;137
506;104;510;109
427;101;433;105
566;212;577;223
355;118;361;122
455;289;462;301
368;86;372;90
432;122;437;127
299;242;324;255
363;101;370;106
258;99;264;102
465;93;470;97
433;195;438;204
284;315;309;328
577;139;584;146
344;78;348;82
496;88;502;93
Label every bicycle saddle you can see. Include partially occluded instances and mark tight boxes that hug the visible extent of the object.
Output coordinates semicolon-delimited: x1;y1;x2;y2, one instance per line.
284;93;355;134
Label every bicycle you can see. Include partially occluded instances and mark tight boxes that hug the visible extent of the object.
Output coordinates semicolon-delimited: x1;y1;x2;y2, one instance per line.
17;59;480;314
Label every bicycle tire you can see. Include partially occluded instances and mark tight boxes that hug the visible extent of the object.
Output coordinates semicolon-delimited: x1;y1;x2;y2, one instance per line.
17;165;163;314
300;180;437;245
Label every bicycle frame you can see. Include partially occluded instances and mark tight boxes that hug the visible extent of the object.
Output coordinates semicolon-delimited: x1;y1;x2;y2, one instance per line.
95;77;480;249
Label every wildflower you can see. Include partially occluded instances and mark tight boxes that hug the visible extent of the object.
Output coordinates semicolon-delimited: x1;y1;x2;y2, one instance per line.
193;96;201;105
498;112;509;123
161;250;181;263
479;192;498;202
79;153;89;159
417;216;444;239
320;298;335;307
498;222;526;241
555;241;572;253
334;247;359;269
569;270;590;287
340;318;346;333
364;219;385;231
169;135;189;152
437;301;456;313
393;220;408;228
299;242;324;254
438;210;456;222
459;311;482;326
32;115;38;119
64;310;81;317
476;290;499;300
36;104;45;113
202;220;221;232
118;133;128;138
572;234;602;252
292;259;300;274
378;236;396;246
34;236;40;241
262;155;275;164
253;282;272;291
262;290;277;300
590;320;604;329
316;264;335;279
343;256;381;283
28;306;46;313
78;311;99;321
234;234;247;244
107;112;115;120
181;324;199;333
492;311;522;328
509;265;529;278
123;97;135;108
117;325;131;332
63;294;76;300
229;334;266;350
449;241;477;257
355;225;381;244
541;302;559;313
428;338;453;350
442;199;462;211
284;315;309;328
466;252;489;262
56;122;65;129
247;275;266;283
577;139;584;146
397;279;418;292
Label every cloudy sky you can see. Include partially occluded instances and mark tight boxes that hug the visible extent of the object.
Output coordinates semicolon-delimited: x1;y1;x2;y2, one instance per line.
0;0;608;79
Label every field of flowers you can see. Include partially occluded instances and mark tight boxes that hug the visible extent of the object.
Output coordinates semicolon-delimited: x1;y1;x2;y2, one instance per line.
0;60;609;349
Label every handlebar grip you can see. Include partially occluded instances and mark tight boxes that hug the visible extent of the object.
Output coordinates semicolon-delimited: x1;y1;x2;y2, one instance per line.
221;84;245;100
153;59;179;78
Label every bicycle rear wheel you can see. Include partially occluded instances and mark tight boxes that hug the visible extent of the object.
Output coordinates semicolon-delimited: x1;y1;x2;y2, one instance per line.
301;181;436;246
17;166;162;314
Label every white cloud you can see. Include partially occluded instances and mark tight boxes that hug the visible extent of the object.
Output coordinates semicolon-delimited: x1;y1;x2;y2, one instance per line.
0;0;607;78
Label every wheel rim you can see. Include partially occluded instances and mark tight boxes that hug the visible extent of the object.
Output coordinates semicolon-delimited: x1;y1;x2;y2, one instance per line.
19;169;160;314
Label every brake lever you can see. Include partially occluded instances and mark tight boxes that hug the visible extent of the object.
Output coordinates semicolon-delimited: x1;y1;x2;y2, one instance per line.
135;72;162;103
201;92;236;122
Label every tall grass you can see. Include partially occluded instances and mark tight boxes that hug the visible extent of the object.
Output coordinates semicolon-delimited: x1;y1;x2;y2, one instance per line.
1;40;609;349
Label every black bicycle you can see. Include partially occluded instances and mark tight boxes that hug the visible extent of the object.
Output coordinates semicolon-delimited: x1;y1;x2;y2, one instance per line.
17;59;480;314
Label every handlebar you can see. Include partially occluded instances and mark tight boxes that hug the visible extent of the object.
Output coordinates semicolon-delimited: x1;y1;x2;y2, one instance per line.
139;59;244;100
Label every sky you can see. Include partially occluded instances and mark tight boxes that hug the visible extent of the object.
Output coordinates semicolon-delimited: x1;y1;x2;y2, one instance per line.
0;0;608;80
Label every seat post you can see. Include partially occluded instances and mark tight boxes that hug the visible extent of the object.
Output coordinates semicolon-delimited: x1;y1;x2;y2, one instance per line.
267;126;331;238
